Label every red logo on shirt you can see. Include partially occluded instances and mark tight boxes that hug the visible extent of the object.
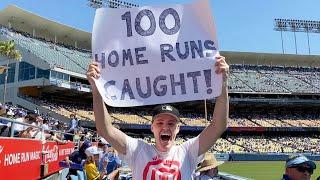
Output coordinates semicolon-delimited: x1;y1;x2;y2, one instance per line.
143;159;181;180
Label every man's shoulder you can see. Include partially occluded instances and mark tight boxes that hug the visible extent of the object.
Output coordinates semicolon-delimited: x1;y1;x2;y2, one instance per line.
127;136;150;146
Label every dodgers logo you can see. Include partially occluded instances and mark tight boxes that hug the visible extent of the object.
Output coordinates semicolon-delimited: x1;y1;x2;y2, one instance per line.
143;159;181;180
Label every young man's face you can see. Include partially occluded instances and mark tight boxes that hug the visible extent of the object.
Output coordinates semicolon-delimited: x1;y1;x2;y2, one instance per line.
151;114;180;152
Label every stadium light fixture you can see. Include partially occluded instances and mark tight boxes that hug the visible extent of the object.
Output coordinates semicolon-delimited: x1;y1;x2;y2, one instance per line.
274;18;320;55
87;0;139;8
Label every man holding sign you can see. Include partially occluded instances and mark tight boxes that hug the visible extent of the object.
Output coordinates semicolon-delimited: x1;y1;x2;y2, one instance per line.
87;0;229;179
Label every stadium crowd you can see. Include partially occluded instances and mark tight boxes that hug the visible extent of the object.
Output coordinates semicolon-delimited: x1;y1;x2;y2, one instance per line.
0;103;96;142
135;135;320;155
16;95;320;128
2;94;318;179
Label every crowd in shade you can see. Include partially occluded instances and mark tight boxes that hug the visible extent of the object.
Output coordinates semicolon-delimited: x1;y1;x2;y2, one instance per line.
0;103;96;143
0;102;123;179
21;95;94;121
16;95;320;128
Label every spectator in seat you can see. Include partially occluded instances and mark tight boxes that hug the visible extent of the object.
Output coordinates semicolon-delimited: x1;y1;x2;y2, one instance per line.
65;140;92;179
0;105;10;137
99;144;121;178
12;110;28;137
65;113;78;141
194;153;224;180
26;113;51;140
41;119;50;131
282;155;317;180
84;146;107;180
69;113;79;132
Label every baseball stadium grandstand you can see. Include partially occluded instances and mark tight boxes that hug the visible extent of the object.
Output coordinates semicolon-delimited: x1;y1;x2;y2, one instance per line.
0;4;319;180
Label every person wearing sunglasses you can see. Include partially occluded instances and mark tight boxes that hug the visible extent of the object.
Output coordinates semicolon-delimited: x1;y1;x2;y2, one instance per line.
282;155;317;180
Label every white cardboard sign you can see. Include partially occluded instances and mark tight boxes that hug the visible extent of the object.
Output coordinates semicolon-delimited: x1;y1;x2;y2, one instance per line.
92;0;222;107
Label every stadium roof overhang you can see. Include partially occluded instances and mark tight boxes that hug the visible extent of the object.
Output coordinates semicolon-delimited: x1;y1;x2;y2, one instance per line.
221;51;320;67
0;5;91;50
0;5;319;67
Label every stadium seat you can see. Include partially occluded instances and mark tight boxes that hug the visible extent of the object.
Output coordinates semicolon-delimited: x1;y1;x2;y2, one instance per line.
77;170;86;180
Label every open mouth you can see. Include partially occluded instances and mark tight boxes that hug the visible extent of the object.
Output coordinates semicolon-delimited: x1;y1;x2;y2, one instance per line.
160;134;171;141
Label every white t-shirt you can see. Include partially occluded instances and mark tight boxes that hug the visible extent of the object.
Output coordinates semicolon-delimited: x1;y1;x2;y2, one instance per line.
12;117;26;132
42;123;50;131
119;135;204;180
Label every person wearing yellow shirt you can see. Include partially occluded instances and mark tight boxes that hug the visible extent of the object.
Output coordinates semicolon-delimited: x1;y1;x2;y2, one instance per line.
85;146;120;180
84;146;107;180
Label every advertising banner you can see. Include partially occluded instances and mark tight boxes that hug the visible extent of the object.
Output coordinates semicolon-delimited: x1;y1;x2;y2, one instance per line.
0;138;42;180
43;141;74;176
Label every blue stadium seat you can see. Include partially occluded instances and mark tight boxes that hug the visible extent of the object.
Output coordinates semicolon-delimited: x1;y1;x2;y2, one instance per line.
60;168;69;180
70;175;78;180
77;170;86;180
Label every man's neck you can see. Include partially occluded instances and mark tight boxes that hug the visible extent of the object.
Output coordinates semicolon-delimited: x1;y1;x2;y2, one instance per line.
155;144;171;153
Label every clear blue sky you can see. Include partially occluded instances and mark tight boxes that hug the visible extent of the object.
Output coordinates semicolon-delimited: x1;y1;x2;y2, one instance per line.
0;0;319;55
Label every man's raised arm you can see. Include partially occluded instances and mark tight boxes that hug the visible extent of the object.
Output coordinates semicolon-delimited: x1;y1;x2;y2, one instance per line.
198;56;229;156
87;62;127;154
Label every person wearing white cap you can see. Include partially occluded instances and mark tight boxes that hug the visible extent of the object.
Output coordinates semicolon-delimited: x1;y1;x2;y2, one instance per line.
0;105;10;136
12;110;28;137
6;107;14;117
87;55;229;179
85;146;121;180
84;146;107;180
194;153;224;180
282;155;317;180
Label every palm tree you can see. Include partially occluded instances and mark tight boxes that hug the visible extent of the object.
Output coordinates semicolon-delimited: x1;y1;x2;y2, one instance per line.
0;40;22;103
